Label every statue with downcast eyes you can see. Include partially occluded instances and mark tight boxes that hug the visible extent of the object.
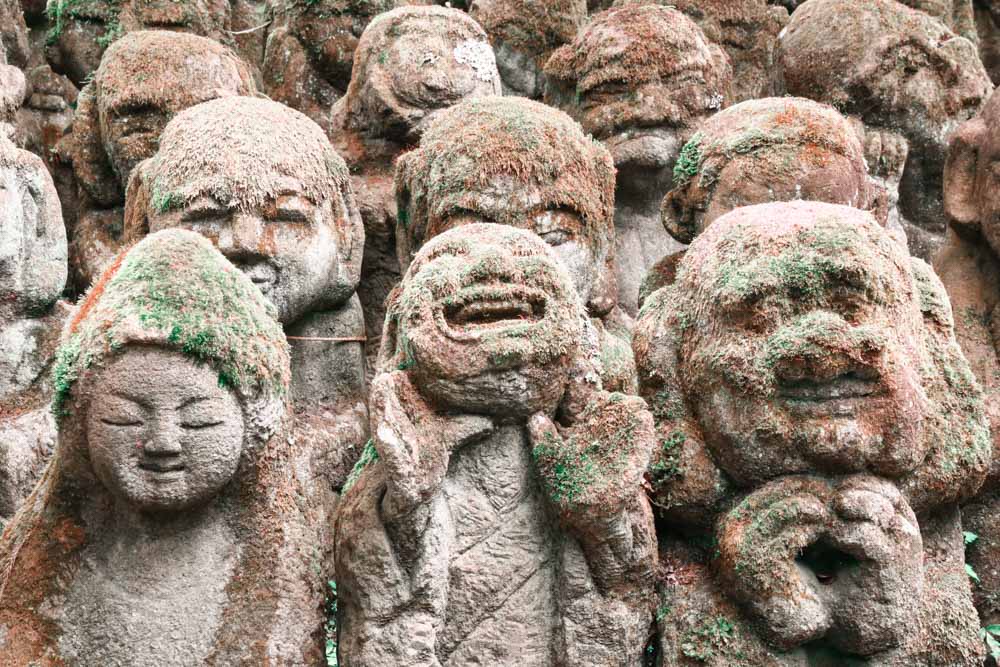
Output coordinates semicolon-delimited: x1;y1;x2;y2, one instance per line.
778;0;993;261
336;223;656;666
544;4;733;316
395;96;636;393
935;87;1000;629
635;201;990;665
0;124;70;523
124;95;368;491
67;30;257;290
467;0;586;99
0;230;331;664
327;5;500;375
640;96;896;303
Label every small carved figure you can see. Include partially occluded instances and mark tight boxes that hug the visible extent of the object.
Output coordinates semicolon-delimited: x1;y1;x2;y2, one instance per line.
124;94;368;489
468;0;586;99
0;230;330;664
262;0;415;133
336;223;656;666
778;0;992;260
935;87;1000;628
395;96;636;392
68;30;256;289
544;3;732;315
328;5;500;374
0;128;69;523
635;201;990;664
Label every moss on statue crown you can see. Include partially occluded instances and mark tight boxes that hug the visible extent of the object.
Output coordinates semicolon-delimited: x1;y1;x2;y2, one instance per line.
52;229;290;418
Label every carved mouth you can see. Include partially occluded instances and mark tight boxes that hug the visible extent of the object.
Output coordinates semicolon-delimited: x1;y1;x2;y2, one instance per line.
139;461;185;474
439;286;546;340
777;370;883;415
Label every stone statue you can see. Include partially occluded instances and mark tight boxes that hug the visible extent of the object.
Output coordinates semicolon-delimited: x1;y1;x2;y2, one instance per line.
612;0;788;103
0;126;69;523
544;3;733;315
0;47;24;131
336;223;657;666
976;0;1000;85
68;30;257;289
635;201;990;665
642;96;894;302
935;86;1000;629
124;94;368;491
778;0;993;260
327;4;500;376
0;229;331;664
395;96;637;392
468;0;586;99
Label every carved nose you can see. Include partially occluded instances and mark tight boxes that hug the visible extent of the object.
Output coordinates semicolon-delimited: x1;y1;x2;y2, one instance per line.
144;425;183;457
463;249;519;285
218;212;264;260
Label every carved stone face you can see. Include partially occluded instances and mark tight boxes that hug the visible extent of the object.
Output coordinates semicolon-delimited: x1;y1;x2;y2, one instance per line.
87;347;244;513
676;203;929;485
944;91;1000;254
392;224;582;417
545;5;731;176
122;0;228;34
131;96;362;325
345;6;501;142
664;98;882;244
0;141;67;314
93;32;255;191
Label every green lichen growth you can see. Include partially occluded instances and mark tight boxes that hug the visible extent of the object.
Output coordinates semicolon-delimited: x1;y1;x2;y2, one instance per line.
325;581;339;666
51;230;289;420
532;430;599;507
151;185;184;214
672;132;703;188
681;616;741;662
342;439;379;493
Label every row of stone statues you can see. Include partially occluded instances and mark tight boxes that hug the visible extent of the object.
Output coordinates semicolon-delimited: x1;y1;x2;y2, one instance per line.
1;0;1000;664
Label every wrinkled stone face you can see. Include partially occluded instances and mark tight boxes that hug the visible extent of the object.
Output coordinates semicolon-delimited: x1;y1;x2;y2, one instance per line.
967;125;1000;254
98;96;172;187
395;224;581;417
147;184;346;325
424;179;599;304
699;150;868;230
86;348;244;513
680;217;928;484
46;0;115;86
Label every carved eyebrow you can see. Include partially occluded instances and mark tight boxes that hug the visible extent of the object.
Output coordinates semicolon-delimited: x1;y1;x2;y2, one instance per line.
179;396;211;408
108;392;148;409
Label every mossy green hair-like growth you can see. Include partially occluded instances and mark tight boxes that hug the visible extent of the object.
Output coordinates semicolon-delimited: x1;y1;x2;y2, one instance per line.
395;96;615;270
52;229;290;417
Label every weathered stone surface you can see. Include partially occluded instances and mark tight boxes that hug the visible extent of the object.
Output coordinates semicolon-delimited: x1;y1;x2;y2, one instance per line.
778;0;993;260
67;30;256;290
545;4;732;315
395;96;636;392
327;5;500;376
0;230;333;664
635;201;989;664
124;94;368;490
337;224;656;666
469;0;585;99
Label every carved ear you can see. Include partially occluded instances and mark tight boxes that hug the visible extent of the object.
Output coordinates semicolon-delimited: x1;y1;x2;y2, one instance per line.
72;82;123;207
865;175;890;228
638;250;685;310
336;177;365;296
122;158;152;244
393;152;423;275
661;188;696;244
944;118;986;238
586;252;617;318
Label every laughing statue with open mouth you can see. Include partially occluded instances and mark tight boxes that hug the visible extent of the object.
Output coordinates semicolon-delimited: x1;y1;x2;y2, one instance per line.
335;223;657;666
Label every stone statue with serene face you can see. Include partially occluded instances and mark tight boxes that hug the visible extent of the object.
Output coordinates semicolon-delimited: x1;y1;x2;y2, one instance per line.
0;230;332;664
68;30;257;290
395;96;636;392
635;202;989;665
778;0;993;260
544;3;733;315
0;128;70;523
935;87;1000;629
327;5;500;375
336;224;656;666
124;95;368;490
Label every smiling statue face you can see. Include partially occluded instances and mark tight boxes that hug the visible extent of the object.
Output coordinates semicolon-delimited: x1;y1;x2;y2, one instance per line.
87;347;244;513
148;186;341;324
678;206;929;484
395;224;582;417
